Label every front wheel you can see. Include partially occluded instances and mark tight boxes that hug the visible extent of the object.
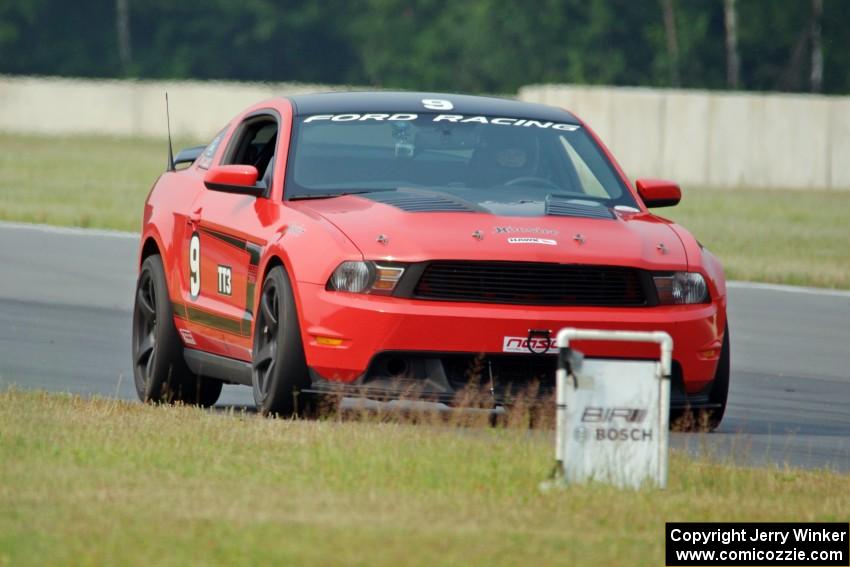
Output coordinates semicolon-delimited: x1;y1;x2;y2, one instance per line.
252;266;311;417
672;323;730;431
704;323;731;429
132;254;222;407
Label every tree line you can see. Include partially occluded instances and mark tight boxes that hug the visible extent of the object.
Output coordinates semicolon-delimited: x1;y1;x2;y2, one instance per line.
1;0;846;95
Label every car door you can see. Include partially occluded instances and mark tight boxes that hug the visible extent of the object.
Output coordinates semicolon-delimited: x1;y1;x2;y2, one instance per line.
168;129;237;357
192;113;282;361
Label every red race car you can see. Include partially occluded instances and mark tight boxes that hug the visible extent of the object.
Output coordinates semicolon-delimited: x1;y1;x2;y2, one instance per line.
132;92;729;426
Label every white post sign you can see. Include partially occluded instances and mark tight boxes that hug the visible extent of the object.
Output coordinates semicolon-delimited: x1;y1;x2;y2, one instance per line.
552;329;672;490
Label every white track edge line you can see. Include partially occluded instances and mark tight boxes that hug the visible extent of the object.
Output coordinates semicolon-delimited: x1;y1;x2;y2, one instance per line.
727;281;850;298
0;221;139;239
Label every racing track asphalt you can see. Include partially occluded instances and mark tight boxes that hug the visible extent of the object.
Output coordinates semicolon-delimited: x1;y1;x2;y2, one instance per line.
1;222;849;471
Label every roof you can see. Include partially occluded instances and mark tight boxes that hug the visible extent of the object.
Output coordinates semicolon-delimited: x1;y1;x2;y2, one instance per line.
286;91;579;124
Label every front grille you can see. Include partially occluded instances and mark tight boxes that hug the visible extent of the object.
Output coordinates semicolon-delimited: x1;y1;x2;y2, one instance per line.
412;261;647;306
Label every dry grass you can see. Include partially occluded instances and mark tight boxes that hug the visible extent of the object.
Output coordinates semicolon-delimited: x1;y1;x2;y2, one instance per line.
1;132;849;287
1;389;848;566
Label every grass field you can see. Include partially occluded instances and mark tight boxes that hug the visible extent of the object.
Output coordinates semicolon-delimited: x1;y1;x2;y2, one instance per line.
1;132;849;288
664;189;850;290
1;390;848;566
0;133;175;232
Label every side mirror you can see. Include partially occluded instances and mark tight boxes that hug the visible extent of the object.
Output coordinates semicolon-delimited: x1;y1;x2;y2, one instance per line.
203;165;263;196
635;178;681;208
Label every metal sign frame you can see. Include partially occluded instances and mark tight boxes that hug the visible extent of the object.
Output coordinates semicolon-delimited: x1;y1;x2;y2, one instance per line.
553;328;673;489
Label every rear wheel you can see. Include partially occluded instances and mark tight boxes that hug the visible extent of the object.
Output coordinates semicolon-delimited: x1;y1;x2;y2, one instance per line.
132;254;222;406
252;266;311;417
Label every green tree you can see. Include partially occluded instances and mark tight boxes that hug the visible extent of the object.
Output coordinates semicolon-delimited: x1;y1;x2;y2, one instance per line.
0;0;848;95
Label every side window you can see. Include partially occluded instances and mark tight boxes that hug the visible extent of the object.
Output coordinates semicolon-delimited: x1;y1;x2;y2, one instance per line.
197;128;227;170
222;117;278;184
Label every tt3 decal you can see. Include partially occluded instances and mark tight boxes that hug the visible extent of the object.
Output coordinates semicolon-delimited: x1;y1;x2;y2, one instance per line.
217;265;232;296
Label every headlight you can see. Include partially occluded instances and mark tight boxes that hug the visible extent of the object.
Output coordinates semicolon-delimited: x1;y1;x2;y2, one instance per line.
652;272;709;304
329;261;373;293
327;261;406;294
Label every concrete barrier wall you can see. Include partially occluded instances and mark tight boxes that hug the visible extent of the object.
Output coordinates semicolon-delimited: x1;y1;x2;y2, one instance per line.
519;84;849;190
0;76;847;189
0;75;343;140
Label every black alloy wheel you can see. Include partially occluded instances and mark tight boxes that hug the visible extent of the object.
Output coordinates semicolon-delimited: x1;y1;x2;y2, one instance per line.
132;254;222;406
253;282;280;401
252;266;311;417
133;267;159;390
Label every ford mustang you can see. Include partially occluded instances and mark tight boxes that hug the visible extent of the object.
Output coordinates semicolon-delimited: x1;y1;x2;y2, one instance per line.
132;92;729;427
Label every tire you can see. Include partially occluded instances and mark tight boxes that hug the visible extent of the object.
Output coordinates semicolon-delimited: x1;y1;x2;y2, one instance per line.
704;323;731;430
252;266;311;417
132;254;222;407
672;323;730;432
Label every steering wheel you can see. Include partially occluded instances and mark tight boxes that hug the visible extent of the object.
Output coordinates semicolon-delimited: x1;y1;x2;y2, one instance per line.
504;176;561;191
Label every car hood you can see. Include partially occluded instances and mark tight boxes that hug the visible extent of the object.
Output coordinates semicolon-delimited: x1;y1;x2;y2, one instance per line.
291;195;688;270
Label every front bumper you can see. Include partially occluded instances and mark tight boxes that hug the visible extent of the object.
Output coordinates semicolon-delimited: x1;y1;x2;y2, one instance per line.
296;282;725;396
302;353;718;411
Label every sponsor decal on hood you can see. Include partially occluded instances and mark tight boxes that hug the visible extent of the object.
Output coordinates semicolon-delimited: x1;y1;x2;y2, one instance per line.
507;237;557;246
494;226;559;236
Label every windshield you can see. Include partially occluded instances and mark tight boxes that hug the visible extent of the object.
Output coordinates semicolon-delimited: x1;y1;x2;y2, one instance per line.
286;113;638;210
